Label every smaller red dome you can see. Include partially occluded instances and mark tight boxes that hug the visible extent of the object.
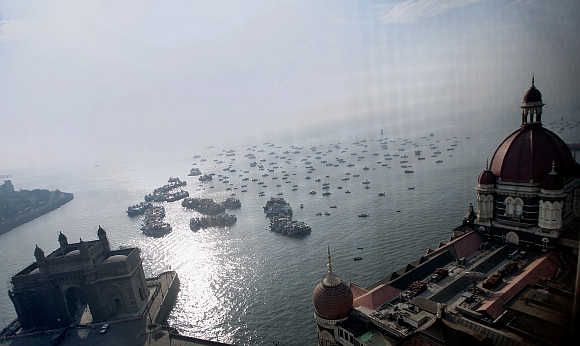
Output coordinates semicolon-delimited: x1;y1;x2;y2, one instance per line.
478;170;495;185
542;163;563;190
313;274;353;320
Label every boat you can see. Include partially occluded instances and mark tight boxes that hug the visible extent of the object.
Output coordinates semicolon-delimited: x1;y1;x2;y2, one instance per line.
345;190;351;194
404;170;414;174
269;216;311;237
127;202;152;216
263;197;292;217
309;190;317;195
378;192;385;197
322;192;331;196
329;205;337;209
435;160;443;163
188;168;202;176
353;257;363;261
141;206;171;237
199;174;213;182
358;213;369;217
189;213;237;231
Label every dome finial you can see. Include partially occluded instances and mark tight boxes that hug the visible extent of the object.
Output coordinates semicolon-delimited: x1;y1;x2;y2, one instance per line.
532;73;535;86
485;158;489;170
327;245;333;275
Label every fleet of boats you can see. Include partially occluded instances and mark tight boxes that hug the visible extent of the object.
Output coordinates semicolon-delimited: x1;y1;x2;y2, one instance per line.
141;206;172;237
122;130;484;241
263;197;311;237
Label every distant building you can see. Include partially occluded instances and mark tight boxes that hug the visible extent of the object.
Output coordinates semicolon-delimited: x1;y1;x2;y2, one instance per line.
312;79;580;346
0;180;14;194
8;226;149;330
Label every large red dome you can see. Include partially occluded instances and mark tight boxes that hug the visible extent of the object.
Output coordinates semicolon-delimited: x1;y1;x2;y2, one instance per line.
489;124;575;183
313;274;353;320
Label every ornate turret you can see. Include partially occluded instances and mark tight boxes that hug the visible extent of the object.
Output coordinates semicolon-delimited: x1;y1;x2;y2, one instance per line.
97;225;110;252
58;232;68;249
521;75;544;125
539;162;566;231
34;244;45;263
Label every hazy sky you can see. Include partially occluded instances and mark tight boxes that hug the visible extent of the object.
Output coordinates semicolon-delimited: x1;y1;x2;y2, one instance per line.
1;0;579;169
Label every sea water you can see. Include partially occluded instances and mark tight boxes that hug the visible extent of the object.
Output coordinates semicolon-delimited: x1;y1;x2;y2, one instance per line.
0;120;577;345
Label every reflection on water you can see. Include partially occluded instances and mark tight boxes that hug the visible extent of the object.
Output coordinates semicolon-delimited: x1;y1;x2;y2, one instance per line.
0;122;578;345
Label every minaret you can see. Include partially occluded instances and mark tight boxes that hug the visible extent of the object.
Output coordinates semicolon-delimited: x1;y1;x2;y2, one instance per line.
97;225;110;252
58;231;68;249
34;244;48;273
34;244;45;263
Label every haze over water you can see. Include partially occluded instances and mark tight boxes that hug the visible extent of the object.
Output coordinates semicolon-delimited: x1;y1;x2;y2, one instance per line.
1;1;580;345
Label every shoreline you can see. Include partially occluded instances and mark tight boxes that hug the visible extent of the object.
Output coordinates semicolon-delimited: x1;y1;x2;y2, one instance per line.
0;192;74;235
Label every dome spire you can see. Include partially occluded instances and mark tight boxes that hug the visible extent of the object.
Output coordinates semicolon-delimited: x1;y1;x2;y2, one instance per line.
323;246;341;287
327;245;333;275
532;73;535;87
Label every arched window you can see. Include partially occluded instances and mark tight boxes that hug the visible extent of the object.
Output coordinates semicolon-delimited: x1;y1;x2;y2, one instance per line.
514;198;524;217
551;202;561;223
541;201;553;228
504;197;514;216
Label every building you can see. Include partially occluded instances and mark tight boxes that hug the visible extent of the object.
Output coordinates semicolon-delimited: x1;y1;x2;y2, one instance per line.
1;227;233;346
0;180;14;194
8;226;149;330
474;77;580;248
312;79;580;346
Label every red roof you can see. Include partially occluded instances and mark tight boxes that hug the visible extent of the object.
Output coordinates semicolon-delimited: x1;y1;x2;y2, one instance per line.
353;284;401;310
489;125;575;183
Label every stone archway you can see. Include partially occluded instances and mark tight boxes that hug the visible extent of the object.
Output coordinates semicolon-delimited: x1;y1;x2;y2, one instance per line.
108;285;125;318
65;287;83;320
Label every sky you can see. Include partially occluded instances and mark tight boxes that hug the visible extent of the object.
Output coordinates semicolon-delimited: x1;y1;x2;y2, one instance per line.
1;0;579;169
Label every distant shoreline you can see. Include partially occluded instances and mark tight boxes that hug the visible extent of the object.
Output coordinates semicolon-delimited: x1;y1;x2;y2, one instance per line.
0;192;73;235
